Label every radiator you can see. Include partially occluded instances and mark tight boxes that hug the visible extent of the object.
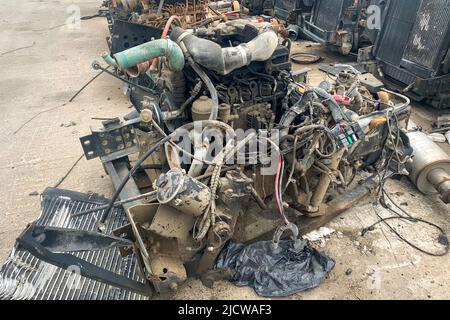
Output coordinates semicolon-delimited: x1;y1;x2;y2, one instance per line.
0;188;148;300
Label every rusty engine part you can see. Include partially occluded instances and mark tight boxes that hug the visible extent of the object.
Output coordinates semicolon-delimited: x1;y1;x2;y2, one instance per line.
309;0;375;55
107;0;245;37
249;0;375;54
290;52;322;65
105;0;214;55
109;0;211;29
130;1;211;28
318;66;384;117
7;16;413;297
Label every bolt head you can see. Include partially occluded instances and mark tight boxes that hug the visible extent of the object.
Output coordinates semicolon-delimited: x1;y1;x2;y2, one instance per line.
140;109;153;123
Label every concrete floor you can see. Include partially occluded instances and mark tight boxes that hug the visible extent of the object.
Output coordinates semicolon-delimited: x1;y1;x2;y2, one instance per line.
0;0;449;300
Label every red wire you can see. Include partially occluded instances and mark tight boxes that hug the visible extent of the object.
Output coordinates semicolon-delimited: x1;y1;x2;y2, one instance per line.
275;151;289;225
150;15;181;71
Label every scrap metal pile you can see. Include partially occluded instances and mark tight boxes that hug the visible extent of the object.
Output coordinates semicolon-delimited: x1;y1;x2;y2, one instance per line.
106;0;450;109
104;0;256;53
113;0;211;28
2;0;450;300
255;0;450;109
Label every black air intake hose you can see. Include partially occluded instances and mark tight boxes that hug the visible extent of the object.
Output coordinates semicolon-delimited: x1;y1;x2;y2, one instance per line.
306;88;347;123
171;27;279;76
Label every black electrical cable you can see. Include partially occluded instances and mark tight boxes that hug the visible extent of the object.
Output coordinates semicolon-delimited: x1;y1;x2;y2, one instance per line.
92;61;157;95
362;113;449;256
193;15;224;27
69;67;108;102
53;154;84;188
363;195;449;257
164;80;202;120
80;13;104;20
13;67;109;135
72;191;158;217
187;57;218;120
97;135;171;230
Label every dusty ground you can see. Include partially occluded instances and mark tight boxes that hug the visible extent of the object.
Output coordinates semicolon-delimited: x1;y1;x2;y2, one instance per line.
0;0;449;300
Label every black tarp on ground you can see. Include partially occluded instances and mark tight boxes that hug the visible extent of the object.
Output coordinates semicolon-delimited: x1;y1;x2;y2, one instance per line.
215;240;335;297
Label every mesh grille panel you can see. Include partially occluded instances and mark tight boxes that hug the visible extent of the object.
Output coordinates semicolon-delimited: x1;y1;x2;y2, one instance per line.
403;0;450;70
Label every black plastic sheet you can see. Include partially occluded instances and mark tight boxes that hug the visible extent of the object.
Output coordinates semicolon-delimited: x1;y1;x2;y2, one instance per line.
215;240;335;297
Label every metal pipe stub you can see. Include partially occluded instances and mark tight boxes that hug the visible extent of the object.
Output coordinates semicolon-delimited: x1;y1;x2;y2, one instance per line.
407;130;450;203
427;168;450;203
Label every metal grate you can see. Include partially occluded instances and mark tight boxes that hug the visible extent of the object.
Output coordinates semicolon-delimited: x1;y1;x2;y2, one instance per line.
274;0;301;20
375;0;422;65
403;0;450;70
381;62;417;86
0;188;148;300
314;0;345;32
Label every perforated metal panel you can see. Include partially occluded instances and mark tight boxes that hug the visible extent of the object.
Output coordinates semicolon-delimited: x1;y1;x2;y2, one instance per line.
111;20;162;54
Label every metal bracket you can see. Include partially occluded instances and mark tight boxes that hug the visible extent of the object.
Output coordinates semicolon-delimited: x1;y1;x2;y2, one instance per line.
23;224;132;252
17;224;154;297
80;117;141;161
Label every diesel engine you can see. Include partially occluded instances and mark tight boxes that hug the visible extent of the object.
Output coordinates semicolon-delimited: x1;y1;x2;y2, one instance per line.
90;18;413;293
